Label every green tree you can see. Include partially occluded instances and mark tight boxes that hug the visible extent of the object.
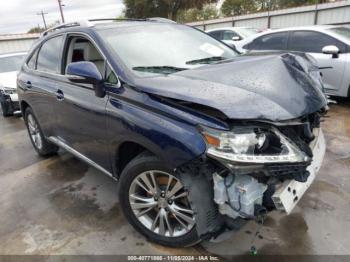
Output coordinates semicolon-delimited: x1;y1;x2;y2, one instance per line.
27;20;60;34
27;26;45;33
177;4;219;23
221;0;257;16
123;0;216;21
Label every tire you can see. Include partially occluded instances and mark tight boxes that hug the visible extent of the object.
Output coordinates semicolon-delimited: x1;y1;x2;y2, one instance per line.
24;107;59;157
1;101;12;117
118;154;200;247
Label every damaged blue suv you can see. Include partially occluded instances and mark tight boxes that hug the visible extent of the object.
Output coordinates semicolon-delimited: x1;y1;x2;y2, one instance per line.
18;19;327;247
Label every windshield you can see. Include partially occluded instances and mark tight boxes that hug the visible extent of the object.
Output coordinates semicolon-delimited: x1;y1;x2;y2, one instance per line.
0;54;25;73
328;27;350;41
235;28;259;38
98;24;238;76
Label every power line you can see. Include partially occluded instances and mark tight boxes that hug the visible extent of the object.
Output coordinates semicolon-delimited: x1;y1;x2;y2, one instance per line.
36;10;48;29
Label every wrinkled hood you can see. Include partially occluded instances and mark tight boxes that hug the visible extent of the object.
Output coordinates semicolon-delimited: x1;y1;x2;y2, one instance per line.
134;53;327;121
0;71;17;89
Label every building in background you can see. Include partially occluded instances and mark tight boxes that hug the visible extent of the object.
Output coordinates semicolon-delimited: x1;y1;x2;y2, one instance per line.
0;33;39;55
189;0;350;31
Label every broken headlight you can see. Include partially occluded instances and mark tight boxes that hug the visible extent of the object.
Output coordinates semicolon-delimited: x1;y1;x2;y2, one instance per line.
201;126;309;164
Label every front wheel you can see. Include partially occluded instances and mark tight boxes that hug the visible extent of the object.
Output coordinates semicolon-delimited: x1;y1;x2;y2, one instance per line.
118;154;200;247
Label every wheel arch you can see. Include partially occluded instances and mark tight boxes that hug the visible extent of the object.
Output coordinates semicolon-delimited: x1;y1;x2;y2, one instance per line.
20;100;31;116
115;141;154;177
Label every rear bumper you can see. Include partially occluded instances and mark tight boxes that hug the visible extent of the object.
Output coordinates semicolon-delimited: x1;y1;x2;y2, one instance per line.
272;128;326;214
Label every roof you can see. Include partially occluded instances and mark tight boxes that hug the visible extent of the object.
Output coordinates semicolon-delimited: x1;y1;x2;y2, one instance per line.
0;33;40;41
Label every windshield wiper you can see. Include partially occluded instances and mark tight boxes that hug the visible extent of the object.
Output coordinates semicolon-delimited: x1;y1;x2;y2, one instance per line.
185;56;227;65
132;66;188;74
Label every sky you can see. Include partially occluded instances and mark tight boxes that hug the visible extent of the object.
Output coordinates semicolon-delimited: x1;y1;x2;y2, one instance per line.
0;0;125;34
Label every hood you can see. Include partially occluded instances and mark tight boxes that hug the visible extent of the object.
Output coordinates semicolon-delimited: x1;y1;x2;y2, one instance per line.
0;71;17;89
134;53;327;122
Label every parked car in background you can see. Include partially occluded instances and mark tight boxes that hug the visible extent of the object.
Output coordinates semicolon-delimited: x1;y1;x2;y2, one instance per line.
0;52;26;117
237;26;350;98
206;27;259;48
18;19;327;248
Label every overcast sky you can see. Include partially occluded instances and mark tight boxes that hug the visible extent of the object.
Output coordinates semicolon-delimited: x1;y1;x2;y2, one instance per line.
0;0;125;34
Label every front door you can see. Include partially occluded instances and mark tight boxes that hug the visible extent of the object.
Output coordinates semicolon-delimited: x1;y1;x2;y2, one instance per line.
54;35;110;171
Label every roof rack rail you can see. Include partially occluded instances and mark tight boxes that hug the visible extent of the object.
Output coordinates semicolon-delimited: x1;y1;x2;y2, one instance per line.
41;17;176;36
87;18;176;23
147;17;176;23
88;18;147;23
42;21;89;36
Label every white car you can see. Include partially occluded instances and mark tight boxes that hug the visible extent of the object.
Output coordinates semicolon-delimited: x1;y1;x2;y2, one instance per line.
206;27;259;48
0;52;26;117
237;25;350;98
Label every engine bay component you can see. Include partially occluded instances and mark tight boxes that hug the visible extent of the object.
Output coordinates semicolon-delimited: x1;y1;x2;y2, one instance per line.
213;173;267;219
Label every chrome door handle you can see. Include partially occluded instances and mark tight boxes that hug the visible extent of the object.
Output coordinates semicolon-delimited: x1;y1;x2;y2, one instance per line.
25;81;32;88
56;90;64;101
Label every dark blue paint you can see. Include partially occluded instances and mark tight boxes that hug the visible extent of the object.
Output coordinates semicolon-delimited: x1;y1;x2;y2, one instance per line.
66;61;103;82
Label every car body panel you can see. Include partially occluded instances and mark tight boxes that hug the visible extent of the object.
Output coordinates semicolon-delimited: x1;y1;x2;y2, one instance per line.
134;53;327;121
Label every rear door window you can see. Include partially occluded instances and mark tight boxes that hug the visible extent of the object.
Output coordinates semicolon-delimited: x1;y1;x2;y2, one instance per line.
247;32;288;50
222;30;241;40
208;31;223;40
27;49;39;70
288;31;346;53
37;35;64;73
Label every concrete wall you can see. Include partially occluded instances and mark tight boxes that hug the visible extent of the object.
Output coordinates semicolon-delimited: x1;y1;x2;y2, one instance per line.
0;35;39;54
188;0;350;30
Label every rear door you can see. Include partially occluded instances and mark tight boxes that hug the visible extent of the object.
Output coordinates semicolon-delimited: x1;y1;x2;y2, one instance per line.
18;35;65;136
288;30;347;93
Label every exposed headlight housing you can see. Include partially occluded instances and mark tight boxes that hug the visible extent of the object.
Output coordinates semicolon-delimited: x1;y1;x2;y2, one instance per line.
201;126;309;164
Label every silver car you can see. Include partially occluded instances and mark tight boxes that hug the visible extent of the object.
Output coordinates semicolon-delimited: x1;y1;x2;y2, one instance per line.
206;27;260;48
0;52;26;117
237;26;350;98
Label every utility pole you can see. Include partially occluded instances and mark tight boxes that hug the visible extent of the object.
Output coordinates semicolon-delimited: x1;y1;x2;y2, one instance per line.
57;0;65;23
36;10;48;29
314;0;319;25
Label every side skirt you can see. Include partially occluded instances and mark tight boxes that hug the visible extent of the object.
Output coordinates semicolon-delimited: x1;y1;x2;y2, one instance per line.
48;136;117;182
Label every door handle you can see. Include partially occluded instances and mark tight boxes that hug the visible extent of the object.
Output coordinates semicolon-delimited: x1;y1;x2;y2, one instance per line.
25;81;32;89
56;89;64;101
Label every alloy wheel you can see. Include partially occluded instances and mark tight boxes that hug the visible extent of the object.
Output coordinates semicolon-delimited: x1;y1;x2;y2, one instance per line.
27;114;43;150
128;170;195;237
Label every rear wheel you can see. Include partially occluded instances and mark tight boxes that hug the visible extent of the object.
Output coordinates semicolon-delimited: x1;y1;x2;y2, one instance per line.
24;107;59;156
119;154;200;247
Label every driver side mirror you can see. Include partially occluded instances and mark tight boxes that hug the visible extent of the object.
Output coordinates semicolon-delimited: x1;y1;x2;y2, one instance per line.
232;36;241;41
322;45;339;58
66;61;106;98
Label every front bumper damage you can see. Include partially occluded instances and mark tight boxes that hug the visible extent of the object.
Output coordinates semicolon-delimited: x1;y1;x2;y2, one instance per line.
176;126;326;241
272;128;325;213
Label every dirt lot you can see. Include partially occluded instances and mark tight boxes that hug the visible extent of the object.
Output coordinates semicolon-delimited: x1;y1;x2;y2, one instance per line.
0;100;350;257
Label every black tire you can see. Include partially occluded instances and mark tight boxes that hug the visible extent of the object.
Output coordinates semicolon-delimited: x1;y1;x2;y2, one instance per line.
24;107;59;157
1;101;13;117
118;154;200;247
